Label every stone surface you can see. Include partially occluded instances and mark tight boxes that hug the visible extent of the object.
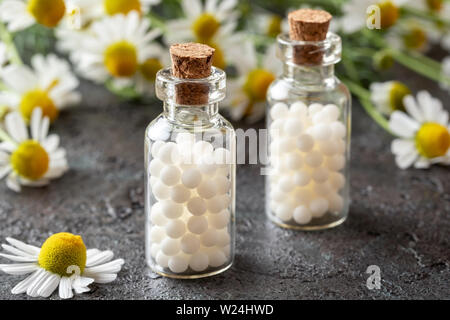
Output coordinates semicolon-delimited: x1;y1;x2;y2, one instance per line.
0;68;449;300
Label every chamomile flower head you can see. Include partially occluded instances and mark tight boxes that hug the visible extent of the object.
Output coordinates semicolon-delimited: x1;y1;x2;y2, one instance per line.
340;0;409;34
224;42;280;123
0;54;80;123
0;108;68;192
370;81;411;115
0;0;67;31
0;233;125;299
389;91;450;169
253;13;288;38
74;11;164;91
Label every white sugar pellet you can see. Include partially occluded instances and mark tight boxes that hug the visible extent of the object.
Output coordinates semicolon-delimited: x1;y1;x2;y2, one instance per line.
189;252;209;272
158;142;180;164
149;226;165;243
222;245;231;258
181;168;202;189
153;180;170;200
329;172;345;190
156;251;169;268
270;102;289;119
150;203;168;226
330;121;346;139
319;140;338;156
293;171;311;186
309;197;329;218
187;216;208;234
293;206;312;224
305;151;323;167
326;154;345;171
278;138;295;153
170;185;191;203
187;197;207;216
335;139;345;154
279;176;295;193
168;255;188;273
151;140;165;158
311;167;329;183
311;123;332;141
216;229;231;247
270;119;284;138
197;180;216;199
160;165;181;186
312;111;329;124
208;210;230;229
207;249;227;267
161;238;180;256
286;153;303;170
200;229;218;247
206;196;225;214
175;132;195;145
165;220;186;239
214;148;231;166
197;154;217;175
308;103;323;116
284;118;303;136
291;188;312;206
180;233;200;254
149;159;164;177
296;134;314;152
150;176;158;188
215;176;230;195
150;243;160;258
193;141;213;156
160;199;183;219
328;193;344;213
218;194;231;208
312;182;332;196
276;203;294;221
271;189;285;202
323;104;340;121
290;101;308;118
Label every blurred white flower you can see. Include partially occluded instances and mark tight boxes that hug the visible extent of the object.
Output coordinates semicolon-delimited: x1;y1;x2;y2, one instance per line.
389;91;450;169
370;81;411;115
223;43;280;123
164;0;239;44
0;233;124;299
0;108;68;192
0;0;67;31
73;11;165;92
253;13;288;38
0;54;80;123
340;0;409;34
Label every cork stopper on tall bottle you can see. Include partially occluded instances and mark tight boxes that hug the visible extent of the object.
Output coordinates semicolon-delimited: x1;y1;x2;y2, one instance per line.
288;9;332;65
170;43;215;105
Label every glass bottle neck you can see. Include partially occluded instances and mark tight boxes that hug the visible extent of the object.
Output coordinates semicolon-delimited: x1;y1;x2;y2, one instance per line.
163;102;219;126
282;63;336;87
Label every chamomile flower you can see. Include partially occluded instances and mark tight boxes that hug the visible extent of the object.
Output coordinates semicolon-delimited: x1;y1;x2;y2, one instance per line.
0;108;68;192
253;13;288;38
0;0;67;31
0;54;80;123
74;12;164;91
0;233;125;299
370;81;411;115
340;0;409;34
389;91;450;169
223;43;280;123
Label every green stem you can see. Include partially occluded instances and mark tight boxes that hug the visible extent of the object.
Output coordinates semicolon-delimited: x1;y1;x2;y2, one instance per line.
402;6;450;28
0;21;22;65
343;79;392;134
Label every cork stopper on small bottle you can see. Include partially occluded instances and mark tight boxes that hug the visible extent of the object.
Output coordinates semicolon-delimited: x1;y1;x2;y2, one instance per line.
170;43;215;105
288;9;332;65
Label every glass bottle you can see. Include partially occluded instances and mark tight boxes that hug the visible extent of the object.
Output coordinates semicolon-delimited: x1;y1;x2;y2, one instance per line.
145;67;236;278
266;32;351;230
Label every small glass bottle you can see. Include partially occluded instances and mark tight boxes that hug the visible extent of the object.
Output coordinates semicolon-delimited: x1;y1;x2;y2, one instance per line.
266;10;351;230
145;43;236;278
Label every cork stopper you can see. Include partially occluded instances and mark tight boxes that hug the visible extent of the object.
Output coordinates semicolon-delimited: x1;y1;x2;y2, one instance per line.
170;43;215;105
288;9;332;65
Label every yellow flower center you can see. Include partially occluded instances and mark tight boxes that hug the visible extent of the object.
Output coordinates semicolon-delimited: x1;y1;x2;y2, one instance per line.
243;69;275;102
389;82;410;112
104;0;141;15
38;233;87;277
11;140;49;180
139;58;163;82
377;0;399;29
104;41;138;78
20;89;59;123
27;0;66;28
192;13;220;41
267;15;282;38
426;0;443;11
415;123;450;158
402;26;427;50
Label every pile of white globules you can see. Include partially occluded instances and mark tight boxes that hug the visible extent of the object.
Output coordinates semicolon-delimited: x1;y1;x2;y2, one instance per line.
147;132;233;274
268;101;347;225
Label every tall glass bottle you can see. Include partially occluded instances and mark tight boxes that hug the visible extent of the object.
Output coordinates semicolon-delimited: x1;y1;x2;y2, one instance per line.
145;66;236;278
266;31;351;230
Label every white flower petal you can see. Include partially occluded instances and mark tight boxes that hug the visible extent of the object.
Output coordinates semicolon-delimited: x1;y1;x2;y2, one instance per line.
1;243;38;258
390;139;415;156
86;250;114;267
84;258;124;275
395;151;418;170
389;111;420;138
0;141;16;153
0;165;12;180
414;157;430;169
403;95;424;122
27;269;52;297
6;237;41;256
5;112;28;143
0;263;39;275
37;273;61;298
30;107;43;141
72;276;94;294
58;276;74;299
11;269;42;295
90;273;117;284
6;173;21;192
0;252;38;262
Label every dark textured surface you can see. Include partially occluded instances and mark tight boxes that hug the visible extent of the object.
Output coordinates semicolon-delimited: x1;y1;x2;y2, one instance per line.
0;66;449;300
